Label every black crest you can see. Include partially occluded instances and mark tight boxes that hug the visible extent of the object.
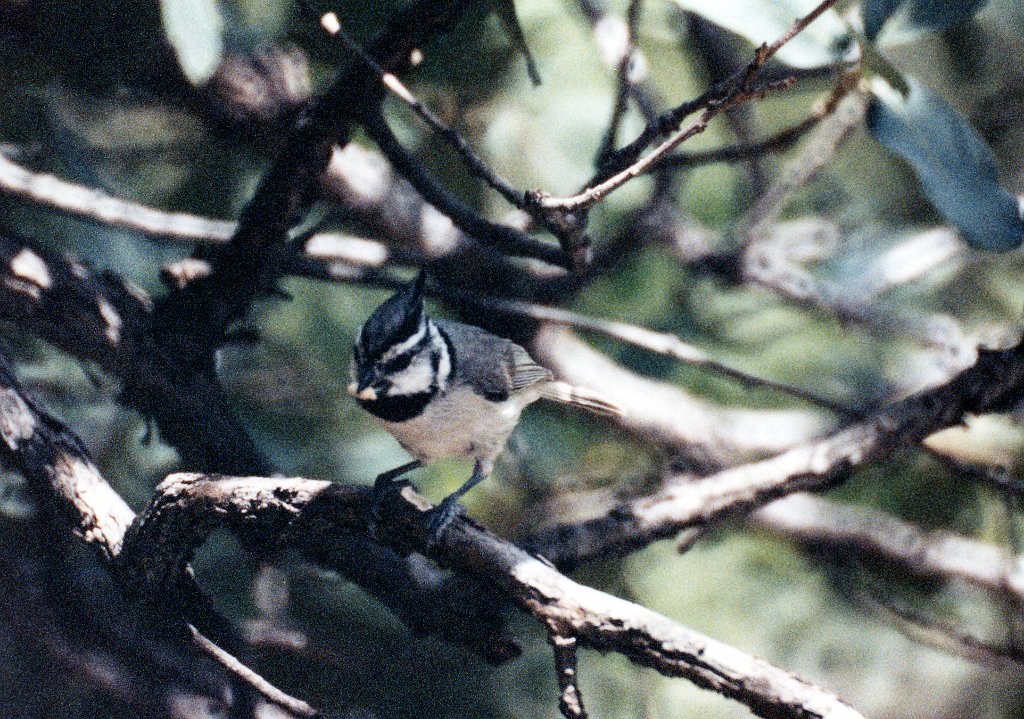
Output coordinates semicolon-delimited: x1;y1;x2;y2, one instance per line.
358;269;426;362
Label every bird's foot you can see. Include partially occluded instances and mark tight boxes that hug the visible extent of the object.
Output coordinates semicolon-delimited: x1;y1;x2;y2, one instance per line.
426;497;467;550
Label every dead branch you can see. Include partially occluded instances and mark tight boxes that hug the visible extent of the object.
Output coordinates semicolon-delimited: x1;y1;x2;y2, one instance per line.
530;326;835;466
117;472;865;719
527;337;1024;567
0;354;314;715
549;630;588;719
752;494;1024;603
0;348;516;712
587;0;841;193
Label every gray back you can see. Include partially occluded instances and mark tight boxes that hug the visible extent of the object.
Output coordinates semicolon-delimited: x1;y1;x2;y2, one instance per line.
434;319;552;399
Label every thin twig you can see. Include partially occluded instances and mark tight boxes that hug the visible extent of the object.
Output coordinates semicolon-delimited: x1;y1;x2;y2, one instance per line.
653;120;815;169
737;76;864;236
307;2;591;267
549;631;588;719
530;3;850;214
190;626;319;717
534;76;798;213
306;3;525;210
595;0;647;164
361;110;569;267
652;77;855;171
455;291;853;414
592;0;841;187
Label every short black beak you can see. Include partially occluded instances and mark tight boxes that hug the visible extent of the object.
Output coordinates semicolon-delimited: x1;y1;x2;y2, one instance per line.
347;367;380;401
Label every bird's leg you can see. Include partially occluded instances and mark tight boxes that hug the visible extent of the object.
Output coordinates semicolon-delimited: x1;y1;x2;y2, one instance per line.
369;460;422;535
427;459;490;547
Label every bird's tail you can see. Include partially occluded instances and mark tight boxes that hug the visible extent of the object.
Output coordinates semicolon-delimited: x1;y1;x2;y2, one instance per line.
539;381;625;418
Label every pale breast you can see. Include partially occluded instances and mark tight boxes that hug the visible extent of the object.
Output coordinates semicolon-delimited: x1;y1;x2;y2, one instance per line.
375;384;534;464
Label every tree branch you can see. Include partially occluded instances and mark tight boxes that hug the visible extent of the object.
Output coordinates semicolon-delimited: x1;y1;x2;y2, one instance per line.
117;472;865;719
752;494;1024;604
549;631;588;719
0;353;304;714
526;338;1024;568
154;0;482;370
361;110;569;268
593;0;841;187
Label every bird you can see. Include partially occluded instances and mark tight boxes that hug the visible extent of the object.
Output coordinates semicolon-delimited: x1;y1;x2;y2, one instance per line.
348;270;623;542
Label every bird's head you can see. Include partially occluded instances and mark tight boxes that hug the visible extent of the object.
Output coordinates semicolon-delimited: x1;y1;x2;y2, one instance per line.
349;270;442;403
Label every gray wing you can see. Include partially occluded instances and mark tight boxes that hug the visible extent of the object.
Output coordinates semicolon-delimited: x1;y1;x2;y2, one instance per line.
508;343;553;390
435;319;552;398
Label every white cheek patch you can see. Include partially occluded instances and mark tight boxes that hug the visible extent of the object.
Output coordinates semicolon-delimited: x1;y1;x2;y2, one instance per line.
431;324;451;390
382;318;427;362
386;353;435;395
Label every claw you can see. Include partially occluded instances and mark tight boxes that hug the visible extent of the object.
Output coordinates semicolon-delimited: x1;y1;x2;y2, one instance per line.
426;498;466;549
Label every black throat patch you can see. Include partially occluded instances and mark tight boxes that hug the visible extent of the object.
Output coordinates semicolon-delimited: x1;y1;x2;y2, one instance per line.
358;391;434;422
359;321;454;423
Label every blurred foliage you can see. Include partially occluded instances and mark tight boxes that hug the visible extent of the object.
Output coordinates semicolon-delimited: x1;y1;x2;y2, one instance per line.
4;0;1024;718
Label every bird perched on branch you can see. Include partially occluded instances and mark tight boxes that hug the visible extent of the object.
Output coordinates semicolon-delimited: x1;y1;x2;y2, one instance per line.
349;270;622;542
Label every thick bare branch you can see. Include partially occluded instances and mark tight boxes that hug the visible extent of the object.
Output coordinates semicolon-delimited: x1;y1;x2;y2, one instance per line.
527;339;1024;567
119;472;865;719
0;348;516;711
752;494;1024;603
0;232;271;473
530;326;834;465
0;354;304;714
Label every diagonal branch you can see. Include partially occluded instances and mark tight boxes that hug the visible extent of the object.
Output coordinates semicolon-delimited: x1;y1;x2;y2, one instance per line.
361;110;569;267
0;353;310;715
117;472;865;719
751;494;1024;604
576;0;842;203
0;149;236;242
526;339;1024;568
154;0;483;369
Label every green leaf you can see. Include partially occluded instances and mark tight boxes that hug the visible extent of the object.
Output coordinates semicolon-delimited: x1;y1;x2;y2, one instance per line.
671;0;850;68
863;0;990;42
160;0;225;86
867;78;1024;252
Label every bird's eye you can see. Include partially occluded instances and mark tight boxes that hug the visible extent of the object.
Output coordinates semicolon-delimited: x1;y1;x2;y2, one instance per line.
381;352;413;373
